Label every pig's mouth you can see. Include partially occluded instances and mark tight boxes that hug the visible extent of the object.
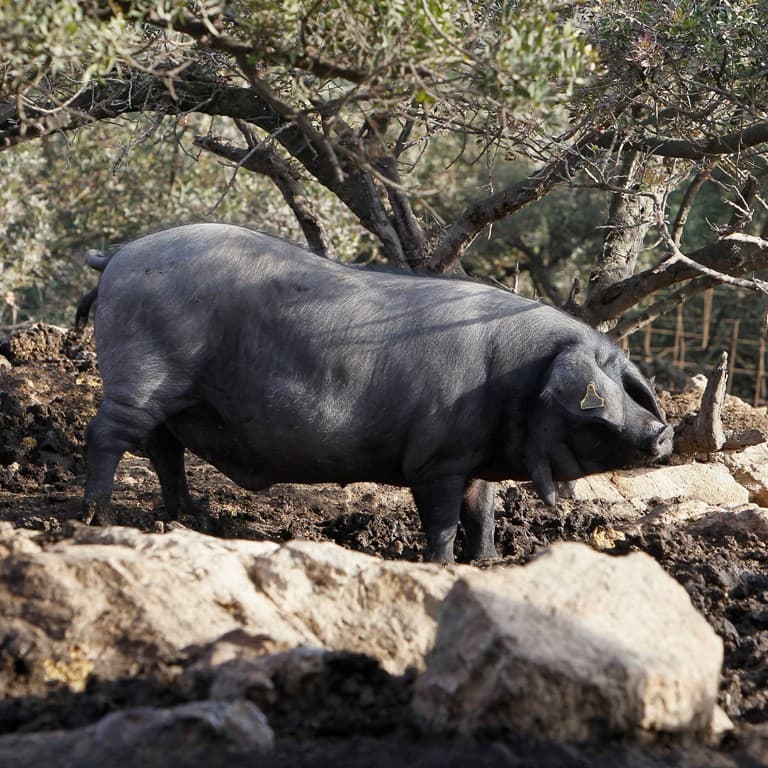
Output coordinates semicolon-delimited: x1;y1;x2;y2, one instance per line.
566;422;675;475
528;422;675;508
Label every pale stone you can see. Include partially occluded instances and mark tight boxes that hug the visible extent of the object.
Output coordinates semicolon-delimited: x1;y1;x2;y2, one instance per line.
0;521;40;556
0;524;457;696
566;474;626;503
247;539;458;673
619;500;768;538
413;542;723;741
0;526;723;742
628;500;712;529
570;463;749;507
710;705;735;739
94;699;272;753
716;443;768;506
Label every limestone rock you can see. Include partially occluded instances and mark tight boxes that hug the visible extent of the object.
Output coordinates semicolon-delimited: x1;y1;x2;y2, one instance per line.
0;699;273;766
628;500;713;530
246;538;457;673
0;523;456;702
628;500;768;539
715;443;768;506
565;473;627;503
413;542;723;741
570;463;749;507
0;525;724;743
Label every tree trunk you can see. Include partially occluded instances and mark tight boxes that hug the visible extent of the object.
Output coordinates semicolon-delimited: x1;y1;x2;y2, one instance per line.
582;153;656;330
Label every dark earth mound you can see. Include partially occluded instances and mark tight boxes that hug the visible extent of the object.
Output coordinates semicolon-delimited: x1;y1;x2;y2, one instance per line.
1;323;767;767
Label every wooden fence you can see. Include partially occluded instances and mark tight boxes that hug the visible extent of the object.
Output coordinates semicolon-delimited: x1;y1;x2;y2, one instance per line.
624;288;768;406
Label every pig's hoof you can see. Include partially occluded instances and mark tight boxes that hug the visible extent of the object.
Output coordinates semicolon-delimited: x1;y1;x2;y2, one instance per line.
92;506;117;526
80;503;96;526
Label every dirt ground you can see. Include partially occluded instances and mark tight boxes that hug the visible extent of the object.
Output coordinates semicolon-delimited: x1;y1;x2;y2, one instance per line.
1;323;768;767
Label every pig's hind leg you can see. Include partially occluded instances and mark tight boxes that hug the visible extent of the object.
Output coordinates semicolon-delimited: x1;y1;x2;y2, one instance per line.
460;479;497;561
83;398;162;525
144;424;194;519
411;475;466;564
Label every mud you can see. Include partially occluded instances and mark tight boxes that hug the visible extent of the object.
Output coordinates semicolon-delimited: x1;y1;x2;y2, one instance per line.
1;323;768;766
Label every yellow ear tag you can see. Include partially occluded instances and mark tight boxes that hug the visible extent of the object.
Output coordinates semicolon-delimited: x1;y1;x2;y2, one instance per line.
580;382;605;410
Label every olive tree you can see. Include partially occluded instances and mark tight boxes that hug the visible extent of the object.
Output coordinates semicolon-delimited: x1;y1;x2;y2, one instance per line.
2;0;768;335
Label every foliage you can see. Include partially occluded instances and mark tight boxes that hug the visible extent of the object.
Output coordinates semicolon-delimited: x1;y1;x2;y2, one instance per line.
1;0;768;347
0;116;368;325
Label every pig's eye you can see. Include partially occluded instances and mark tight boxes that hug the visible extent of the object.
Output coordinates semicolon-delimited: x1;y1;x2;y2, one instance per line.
579;381;605;410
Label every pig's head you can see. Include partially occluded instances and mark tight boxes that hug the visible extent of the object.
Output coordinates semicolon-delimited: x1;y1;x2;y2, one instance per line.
525;345;673;506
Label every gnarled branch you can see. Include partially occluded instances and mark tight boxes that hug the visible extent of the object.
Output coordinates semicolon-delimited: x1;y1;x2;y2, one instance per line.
673;352;727;454
193;133;335;259
428;131;601;272
596;120;768;160
590;234;768;328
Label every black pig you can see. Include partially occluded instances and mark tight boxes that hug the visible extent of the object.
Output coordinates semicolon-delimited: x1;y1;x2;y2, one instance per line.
82;224;672;562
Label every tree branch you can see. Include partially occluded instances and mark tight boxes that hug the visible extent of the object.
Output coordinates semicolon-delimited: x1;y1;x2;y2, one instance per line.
86;1;370;85
0;69;407;256
596;120;768;160
609;274;720;340
671;159;718;245
584;151;657;328
194;133;335;258
375;145;425;267
588;234;768;327
722;165;768;235
428;131;601;271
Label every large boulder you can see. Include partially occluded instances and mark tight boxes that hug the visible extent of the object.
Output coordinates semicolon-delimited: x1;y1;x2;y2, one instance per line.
0;524;723;743
0;521;456;697
412;542;723;741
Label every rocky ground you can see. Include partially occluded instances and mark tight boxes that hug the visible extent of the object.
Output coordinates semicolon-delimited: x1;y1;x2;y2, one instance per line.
1;323;768;767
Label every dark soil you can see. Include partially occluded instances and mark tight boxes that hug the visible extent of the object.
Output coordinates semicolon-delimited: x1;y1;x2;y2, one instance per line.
1;323;768;767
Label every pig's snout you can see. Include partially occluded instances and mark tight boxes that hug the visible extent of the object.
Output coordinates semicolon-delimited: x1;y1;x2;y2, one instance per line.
647;423;674;459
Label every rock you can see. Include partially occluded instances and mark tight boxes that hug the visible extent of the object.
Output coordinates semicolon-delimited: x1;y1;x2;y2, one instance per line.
687;506;768;538
715;443;768;506
0;699;272;766
709;705;735;740
0;355;10;372
182;641;414;735
92;699;273;753
565;474;626;503
246;538;457;674
570;463;749;508
0;521;41;555
412;542;723;741
625;501;768;541
628;500;713;529
0;526;457;702
0;527;725;743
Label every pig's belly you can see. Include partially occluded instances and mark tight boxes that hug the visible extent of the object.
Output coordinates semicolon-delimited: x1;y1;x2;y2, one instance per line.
164;403;407;489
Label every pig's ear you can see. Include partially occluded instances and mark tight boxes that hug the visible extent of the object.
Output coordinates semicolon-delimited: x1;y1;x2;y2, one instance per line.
544;348;608;415
619;358;664;420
